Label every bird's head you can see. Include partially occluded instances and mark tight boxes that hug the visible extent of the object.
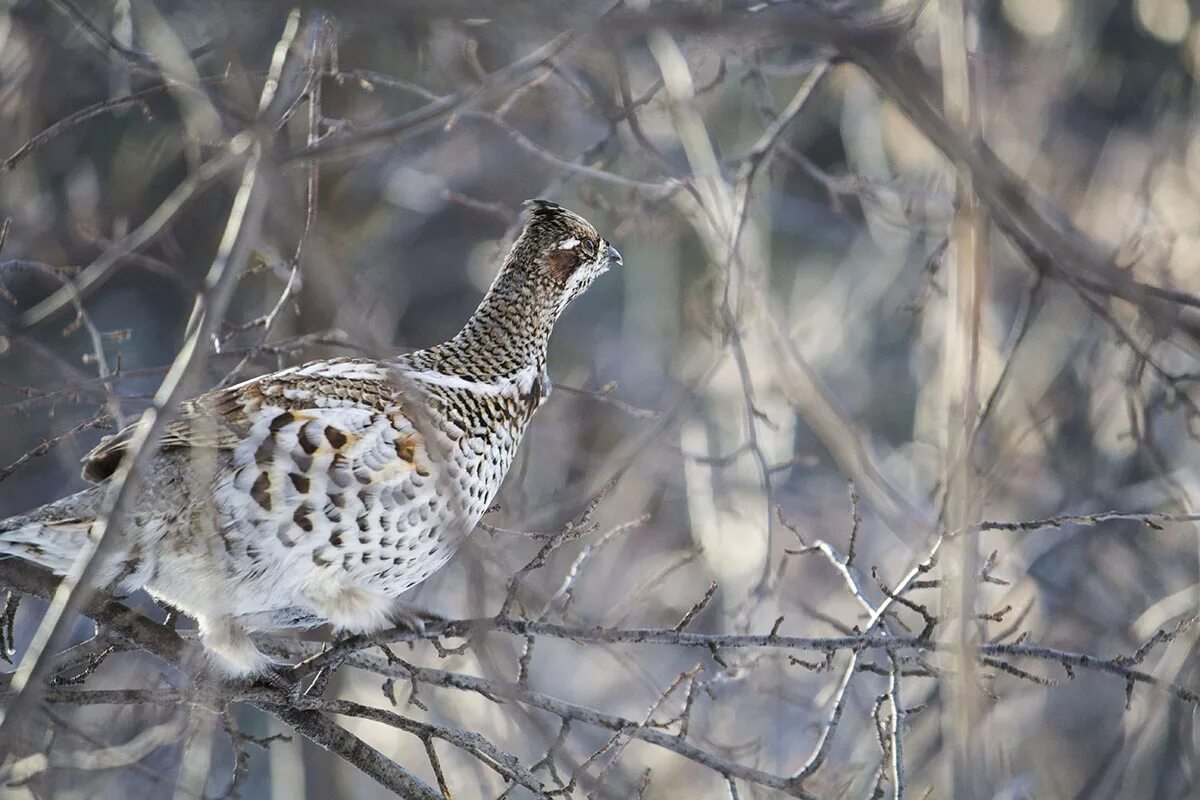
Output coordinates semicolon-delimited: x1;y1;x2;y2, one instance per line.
431;199;621;379
504;199;621;318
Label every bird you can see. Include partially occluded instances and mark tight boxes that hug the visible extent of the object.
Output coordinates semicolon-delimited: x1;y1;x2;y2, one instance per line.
0;199;621;675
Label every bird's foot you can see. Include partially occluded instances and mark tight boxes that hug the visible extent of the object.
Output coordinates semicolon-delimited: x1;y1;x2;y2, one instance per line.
197;615;275;678
386;601;447;637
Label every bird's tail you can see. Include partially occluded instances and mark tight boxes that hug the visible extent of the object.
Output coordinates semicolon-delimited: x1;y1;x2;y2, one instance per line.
0;487;104;574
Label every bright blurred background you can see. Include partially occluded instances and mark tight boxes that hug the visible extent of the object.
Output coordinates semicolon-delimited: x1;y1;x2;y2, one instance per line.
1;1;1200;798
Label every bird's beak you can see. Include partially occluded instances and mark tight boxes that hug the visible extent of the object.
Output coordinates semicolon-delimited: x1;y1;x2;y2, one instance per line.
606;245;623;267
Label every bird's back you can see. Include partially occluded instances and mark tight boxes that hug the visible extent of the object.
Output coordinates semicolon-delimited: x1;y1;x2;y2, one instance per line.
98;356;539;621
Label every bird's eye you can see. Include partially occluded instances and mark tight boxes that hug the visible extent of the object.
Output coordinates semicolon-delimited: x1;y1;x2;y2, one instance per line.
581;239;597;257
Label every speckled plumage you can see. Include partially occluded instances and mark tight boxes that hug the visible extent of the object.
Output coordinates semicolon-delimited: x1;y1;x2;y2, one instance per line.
0;200;620;674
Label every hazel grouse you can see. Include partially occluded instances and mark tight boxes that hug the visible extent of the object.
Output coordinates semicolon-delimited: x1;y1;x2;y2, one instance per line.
0;199;621;674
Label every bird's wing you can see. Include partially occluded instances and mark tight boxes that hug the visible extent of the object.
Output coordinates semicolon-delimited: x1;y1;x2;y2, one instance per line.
81;358;405;482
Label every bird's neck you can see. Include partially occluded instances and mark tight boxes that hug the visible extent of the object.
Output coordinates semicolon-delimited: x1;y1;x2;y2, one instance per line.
409;265;557;383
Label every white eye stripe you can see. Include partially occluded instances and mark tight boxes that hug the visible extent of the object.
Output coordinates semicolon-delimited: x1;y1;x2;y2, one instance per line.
556;237;581;250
